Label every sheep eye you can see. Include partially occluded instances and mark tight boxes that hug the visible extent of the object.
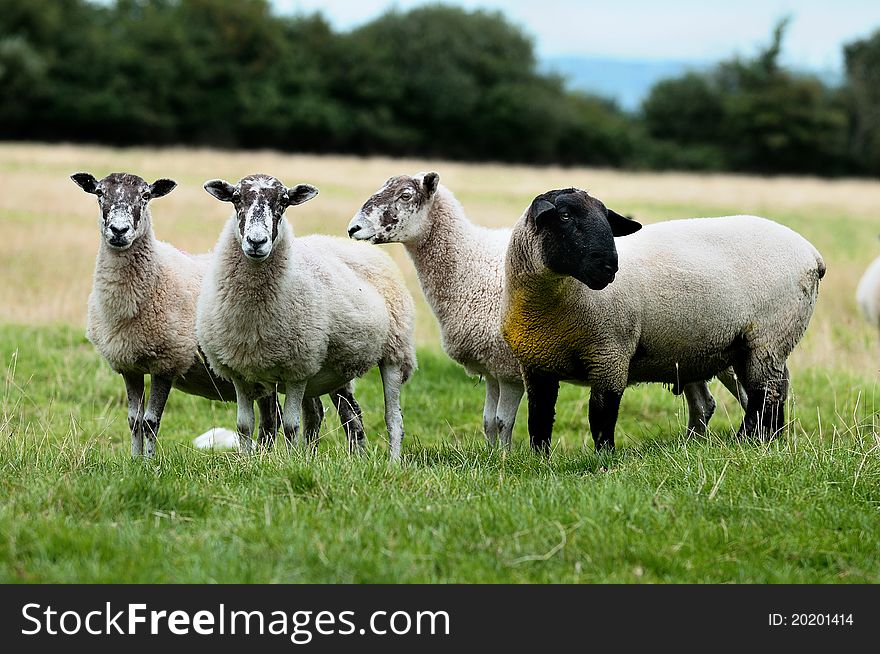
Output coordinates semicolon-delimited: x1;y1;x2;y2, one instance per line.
232;192;241;201
559;212;571;221
142;191;150;200
400;191;413;201
95;189;104;197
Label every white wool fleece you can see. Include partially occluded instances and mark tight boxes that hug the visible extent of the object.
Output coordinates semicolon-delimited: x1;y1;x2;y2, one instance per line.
404;186;521;382
504;214;826;394
197;216;416;396
87;219;211;379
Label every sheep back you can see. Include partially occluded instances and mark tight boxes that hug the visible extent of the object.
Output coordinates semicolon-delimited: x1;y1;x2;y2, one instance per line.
505;215;824;388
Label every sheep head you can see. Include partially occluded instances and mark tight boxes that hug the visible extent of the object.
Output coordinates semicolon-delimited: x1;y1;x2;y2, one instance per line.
528;188;641;290
71;172;176;251
348;172;440;244
204;174;318;261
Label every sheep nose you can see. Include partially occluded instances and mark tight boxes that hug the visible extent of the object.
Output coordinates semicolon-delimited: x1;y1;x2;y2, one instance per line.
247;235;268;248
348;224;362;237
109;224;129;236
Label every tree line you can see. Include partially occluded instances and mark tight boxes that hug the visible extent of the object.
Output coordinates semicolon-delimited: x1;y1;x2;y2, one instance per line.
1;0;878;176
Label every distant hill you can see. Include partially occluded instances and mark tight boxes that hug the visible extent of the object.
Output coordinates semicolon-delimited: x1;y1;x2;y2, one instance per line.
542;56;709;112
543;55;841;113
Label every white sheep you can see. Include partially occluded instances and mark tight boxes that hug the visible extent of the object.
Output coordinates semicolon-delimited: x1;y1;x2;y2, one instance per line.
71;172;280;458
856;252;880;331
347;172;524;448
197;174;417;460
347;172;748;448
502;187;825;452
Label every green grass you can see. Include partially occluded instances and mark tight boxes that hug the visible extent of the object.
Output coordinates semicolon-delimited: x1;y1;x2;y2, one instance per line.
1;324;878;583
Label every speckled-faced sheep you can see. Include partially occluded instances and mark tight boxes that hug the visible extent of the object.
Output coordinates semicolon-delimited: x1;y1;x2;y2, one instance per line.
197;174;417;460
502;188;825;452
347;172;524;448
856;251;880;332
71;172;280;458
347;172;747;448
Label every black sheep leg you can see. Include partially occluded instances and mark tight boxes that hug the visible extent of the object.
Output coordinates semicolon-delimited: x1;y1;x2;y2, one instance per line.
589;388;622;452
524;369;559;454
736;362;789;442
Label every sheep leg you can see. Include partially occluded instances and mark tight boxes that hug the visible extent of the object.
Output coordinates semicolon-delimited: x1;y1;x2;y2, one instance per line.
123;372;145;457
233;380;256;455
717;366;748;410
282;381;307;449
737;363;789;442
588;388;622;452
496;380;524;450
379;363;405;462
683;381;716;437
331;384;366;454
524;369;559;455
302;396;324;450
482;377;500;446
256;390;281;448
143;374;173;458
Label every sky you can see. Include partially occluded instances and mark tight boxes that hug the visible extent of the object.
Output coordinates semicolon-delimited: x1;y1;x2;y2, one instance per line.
272;0;880;72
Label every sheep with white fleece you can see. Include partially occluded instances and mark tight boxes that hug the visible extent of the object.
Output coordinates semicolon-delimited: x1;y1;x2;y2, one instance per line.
197;174;416;459
71;172;279;458
348;172;524;448
856;251;880;332
502;187;825;452
347;172;748;448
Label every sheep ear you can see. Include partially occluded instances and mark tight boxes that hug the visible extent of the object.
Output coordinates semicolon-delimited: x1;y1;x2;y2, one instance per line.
606;208;642;237
71;172;99;194
531;199;556;225
149;178;177;199
285;184;319;206
422;172;439;197
204;179;236;202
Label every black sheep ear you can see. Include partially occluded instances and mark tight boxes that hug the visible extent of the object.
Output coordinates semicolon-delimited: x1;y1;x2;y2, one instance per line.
422;172;439;197
71;172;99;194
204;179;236;202
531;199;556;225
285;184;319;206
606;208;641;236
149;178;177;199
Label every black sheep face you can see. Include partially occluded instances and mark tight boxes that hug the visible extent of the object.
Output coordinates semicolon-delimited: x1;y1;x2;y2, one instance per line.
529;188;642;290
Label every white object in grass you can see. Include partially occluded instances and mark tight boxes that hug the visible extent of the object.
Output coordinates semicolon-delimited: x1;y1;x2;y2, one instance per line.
193;427;240;450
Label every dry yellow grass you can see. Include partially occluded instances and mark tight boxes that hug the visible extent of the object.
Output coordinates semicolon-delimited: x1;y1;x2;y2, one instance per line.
1;142;878;375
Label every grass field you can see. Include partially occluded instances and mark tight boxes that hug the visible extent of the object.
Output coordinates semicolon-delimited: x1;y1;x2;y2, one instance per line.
1;143;879;582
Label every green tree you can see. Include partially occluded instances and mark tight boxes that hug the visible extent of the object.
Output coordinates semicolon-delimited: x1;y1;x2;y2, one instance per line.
844;28;880;175
641;18;851;174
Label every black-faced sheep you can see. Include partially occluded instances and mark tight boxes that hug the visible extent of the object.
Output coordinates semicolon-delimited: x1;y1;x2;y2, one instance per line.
502;188;825;452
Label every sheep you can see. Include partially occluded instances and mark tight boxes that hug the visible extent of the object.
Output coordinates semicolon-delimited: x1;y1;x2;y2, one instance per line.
71;171;280;458
502;187;825;453
347;172;524;448
346;172;747;449
856;250;880;331
197;174;417;460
